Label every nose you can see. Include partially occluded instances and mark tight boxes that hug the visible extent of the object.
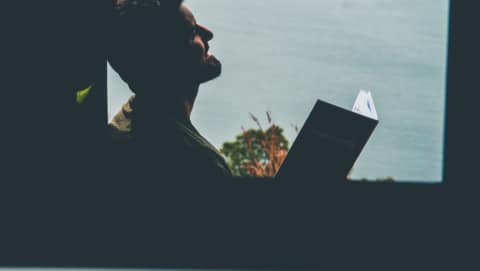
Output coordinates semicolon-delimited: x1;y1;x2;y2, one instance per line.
197;24;214;41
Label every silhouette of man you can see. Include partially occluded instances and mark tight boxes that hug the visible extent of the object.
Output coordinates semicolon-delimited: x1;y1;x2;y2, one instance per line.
108;0;232;180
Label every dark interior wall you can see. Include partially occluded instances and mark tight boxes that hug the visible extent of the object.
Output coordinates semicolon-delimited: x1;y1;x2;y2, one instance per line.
1;0;478;270
1;1;111;180
442;1;480;268
444;2;480;186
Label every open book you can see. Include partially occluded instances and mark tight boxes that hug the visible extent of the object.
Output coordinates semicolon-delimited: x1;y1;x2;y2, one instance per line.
275;90;379;180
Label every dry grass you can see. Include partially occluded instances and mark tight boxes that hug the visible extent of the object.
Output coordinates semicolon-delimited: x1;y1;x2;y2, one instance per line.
240;112;289;177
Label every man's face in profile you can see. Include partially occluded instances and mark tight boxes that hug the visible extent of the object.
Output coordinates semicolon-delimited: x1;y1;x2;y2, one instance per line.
177;5;222;84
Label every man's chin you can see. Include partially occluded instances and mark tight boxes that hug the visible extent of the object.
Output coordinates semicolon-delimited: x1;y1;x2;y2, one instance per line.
198;56;222;83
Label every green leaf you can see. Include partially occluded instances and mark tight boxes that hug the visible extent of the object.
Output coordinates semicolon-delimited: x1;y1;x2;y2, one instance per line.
76;84;94;104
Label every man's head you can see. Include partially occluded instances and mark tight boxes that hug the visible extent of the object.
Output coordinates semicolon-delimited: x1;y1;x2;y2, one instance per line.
177;4;222;84
109;0;221;97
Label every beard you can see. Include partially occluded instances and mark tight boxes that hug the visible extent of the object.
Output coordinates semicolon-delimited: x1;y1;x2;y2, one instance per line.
196;54;222;84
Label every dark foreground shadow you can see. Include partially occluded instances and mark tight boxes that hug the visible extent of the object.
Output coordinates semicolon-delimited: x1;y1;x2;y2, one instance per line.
0;174;452;270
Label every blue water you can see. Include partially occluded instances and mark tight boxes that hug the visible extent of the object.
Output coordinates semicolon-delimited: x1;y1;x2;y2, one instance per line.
108;0;450;182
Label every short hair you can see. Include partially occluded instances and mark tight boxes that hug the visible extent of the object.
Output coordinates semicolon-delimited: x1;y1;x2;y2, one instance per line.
108;0;185;96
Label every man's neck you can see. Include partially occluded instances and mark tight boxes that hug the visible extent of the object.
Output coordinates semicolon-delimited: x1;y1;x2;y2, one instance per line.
133;83;199;123
183;84;199;120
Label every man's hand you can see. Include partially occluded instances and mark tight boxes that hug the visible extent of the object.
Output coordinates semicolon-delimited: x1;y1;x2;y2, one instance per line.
115;0;184;17
163;0;184;9
116;0;183;10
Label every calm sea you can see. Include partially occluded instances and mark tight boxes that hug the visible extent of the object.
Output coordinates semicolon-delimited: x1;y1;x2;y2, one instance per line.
108;0;450;182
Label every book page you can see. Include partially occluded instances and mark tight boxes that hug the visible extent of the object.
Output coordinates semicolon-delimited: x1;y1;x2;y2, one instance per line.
352;90;378;120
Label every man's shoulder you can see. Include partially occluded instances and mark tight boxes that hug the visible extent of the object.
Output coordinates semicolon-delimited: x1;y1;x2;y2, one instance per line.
174;121;232;176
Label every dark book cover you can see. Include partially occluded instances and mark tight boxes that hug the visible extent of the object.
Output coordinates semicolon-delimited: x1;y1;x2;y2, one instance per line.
276;98;378;181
